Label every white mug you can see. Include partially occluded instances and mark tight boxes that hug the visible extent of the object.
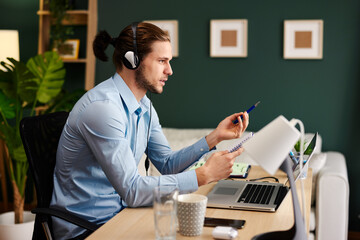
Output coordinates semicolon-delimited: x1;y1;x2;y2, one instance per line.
177;193;208;236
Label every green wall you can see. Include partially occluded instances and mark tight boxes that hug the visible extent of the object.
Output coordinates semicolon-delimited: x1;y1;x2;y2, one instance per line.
97;0;360;230
1;0;360;232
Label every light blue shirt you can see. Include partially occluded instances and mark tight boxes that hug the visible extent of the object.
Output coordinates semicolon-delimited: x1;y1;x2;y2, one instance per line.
50;73;210;239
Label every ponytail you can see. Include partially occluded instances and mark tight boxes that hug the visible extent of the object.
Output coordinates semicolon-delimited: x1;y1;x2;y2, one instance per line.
93;30;113;61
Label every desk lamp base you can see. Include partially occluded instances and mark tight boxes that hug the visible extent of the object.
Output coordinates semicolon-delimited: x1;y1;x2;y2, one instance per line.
251;158;307;240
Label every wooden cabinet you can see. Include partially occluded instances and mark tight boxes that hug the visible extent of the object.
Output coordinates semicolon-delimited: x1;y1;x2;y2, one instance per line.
37;0;98;90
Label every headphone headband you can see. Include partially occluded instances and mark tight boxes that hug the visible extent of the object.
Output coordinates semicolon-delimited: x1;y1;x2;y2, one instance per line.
123;22;140;70
131;22;139;56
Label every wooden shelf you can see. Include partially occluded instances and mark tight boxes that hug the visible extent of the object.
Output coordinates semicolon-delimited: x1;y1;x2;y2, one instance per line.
37;10;89;25
37;10;89;15
37;0;97;90
62;58;87;63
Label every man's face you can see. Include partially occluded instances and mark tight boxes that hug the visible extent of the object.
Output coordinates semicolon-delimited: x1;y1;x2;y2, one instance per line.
135;41;173;94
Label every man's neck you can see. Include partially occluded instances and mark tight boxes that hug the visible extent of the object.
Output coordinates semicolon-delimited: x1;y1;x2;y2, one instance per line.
117;70;146;102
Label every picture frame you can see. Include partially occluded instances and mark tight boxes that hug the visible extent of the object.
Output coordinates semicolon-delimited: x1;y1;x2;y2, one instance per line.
145;20;179;57
57;39;80;60
283;20;323;59
210;19;248;58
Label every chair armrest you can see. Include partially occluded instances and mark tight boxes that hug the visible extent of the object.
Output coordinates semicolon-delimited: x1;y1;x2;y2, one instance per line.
316;151;349;240
32;207;100;232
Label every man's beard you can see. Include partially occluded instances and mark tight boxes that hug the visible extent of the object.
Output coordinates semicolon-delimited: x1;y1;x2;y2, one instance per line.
135;65;161;94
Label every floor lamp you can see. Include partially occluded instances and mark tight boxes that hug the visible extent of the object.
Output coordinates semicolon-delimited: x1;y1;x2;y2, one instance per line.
0;30;20;70
0;29;19;211
243;115;307;240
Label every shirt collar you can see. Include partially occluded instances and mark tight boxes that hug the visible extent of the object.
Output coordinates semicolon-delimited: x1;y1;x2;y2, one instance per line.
112;73;151;115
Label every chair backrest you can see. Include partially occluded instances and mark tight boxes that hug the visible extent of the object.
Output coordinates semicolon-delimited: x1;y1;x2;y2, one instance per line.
20;111;69;208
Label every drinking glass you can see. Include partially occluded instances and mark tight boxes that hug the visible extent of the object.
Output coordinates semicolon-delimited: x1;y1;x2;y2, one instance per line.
153;186;178;240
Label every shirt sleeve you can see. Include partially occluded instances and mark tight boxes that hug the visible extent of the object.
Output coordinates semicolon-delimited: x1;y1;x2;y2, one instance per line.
146;108;211;175
76;100;208;208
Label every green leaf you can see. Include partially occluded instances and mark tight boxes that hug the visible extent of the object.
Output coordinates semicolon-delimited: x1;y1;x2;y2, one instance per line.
0;58;38;103
304;146;313;155
294;140;308;153
0;60;17;98
13;145;27;163
26;51;65;104
0;60;15;73
0;125;17;152
13;60;38;103
0;119;14;141
0;90;16;119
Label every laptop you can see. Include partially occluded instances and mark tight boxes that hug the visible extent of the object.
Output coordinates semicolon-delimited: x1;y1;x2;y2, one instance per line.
206;132;318;212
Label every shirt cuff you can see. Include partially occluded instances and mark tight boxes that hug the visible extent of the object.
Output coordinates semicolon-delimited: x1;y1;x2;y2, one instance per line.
196;137;217;153
176;170;198;194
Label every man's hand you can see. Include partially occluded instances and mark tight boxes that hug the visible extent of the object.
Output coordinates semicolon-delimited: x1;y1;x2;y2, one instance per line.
205;112;249;149
195;148;243;186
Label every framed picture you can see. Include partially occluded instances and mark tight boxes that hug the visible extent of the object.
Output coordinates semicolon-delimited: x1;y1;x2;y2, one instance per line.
145;20;179;57
283;20;323;59
57;39;80;60
210;19;248;58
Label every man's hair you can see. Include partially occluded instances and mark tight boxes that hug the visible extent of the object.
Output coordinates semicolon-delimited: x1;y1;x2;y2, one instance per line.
93;22;170;70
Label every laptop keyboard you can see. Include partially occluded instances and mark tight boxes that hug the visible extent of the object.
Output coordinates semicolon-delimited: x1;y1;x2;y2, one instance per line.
237;184;276;204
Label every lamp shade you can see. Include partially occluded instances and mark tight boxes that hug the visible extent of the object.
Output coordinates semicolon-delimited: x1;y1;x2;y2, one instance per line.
243;115;300;175
0;30;19;70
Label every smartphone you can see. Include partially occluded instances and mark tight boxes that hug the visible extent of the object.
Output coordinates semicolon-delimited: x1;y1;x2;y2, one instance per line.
204;217;246;229
229;163;251;178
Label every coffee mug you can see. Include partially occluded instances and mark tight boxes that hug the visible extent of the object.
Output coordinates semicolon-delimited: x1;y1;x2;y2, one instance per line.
177;193;208;236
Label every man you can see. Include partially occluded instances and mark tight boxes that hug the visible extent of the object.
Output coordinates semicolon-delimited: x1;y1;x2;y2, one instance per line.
50;22;249;239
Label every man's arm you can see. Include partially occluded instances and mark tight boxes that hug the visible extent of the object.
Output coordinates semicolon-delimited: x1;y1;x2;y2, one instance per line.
146;109;210;175
78;101;199;207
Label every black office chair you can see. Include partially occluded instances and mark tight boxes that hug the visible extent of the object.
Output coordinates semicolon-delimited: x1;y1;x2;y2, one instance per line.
20;112;100;240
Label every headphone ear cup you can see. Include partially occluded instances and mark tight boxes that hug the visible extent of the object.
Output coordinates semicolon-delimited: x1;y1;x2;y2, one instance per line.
123;51;140;69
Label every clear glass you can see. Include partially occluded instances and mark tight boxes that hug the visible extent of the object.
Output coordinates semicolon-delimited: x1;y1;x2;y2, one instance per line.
153;186;178;240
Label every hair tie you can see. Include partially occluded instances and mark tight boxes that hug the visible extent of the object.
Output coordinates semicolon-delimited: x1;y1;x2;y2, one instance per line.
110;37;117;47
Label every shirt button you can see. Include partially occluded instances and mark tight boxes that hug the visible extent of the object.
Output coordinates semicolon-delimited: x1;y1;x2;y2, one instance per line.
200;148;204;152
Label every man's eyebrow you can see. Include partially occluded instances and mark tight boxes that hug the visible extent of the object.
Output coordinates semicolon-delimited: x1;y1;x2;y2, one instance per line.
158;57;172;61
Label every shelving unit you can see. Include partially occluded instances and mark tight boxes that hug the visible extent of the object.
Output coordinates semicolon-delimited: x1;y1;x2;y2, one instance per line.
37;0;98;90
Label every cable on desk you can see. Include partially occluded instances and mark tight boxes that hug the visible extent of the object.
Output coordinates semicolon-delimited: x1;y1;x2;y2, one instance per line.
246;176;279;183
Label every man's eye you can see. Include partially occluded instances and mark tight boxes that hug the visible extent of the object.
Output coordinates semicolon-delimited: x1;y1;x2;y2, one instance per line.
159;60;165;63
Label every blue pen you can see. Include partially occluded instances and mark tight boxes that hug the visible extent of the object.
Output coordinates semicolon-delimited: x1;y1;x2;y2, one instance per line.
233;101;261;124
289;151;299;164
290;150;307;164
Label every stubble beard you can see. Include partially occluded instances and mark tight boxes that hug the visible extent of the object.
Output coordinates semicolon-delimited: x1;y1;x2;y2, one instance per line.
135;65;161;94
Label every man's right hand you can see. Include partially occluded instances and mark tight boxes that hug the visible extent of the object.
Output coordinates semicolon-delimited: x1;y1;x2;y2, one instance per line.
195;148;244;186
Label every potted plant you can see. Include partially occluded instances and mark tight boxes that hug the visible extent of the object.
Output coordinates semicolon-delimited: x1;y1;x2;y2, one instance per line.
47;0;74;51
0;51;65;227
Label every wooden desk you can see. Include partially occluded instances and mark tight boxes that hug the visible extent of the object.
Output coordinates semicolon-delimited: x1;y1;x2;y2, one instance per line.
87;166;312;240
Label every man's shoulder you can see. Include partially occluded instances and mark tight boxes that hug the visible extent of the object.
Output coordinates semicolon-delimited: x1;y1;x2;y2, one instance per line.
70;78;122;118
86;78;119;102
